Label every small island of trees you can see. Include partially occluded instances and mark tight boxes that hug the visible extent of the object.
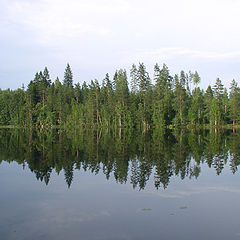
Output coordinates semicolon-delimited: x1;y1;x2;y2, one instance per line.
0;63;239;130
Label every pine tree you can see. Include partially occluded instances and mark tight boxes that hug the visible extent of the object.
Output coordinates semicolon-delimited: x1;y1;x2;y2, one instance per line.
193;71;200;87
230;79;240;126
212;78;224;125
138;63;151;98
43;67;51;86
204;85;213;125
63;63;73;87
130;64;138;94
188;71;202;124
213;78;224;99
174;73;187;125
188;87;204;124
153;63;173;127
136;63;152;129
113;69;130;128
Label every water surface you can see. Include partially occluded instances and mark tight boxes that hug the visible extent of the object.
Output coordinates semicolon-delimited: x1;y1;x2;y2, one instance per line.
1;129;240;240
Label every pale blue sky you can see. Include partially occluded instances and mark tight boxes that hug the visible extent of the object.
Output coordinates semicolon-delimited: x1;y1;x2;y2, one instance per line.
1;0;240;90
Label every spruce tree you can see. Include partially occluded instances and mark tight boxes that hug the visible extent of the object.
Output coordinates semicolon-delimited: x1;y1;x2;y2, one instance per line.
63;63;73;87
193;71;200;87
130;64;138;94
204;85;213;125
230;79;239;126
43;67;51;86
212;78;224;125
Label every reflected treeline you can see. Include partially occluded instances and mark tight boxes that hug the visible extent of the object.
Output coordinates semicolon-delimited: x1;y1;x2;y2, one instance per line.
0;128;240;190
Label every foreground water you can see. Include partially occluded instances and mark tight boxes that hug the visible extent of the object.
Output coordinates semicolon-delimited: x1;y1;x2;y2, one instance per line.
1;128;240;240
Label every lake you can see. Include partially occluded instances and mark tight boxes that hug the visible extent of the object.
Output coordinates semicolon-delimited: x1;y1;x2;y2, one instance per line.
1;128;240;240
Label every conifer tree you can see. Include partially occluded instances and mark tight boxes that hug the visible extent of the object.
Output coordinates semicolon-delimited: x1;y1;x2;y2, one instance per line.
136;63;152;129
153;63;173;127
204;85;213;125
193;71;200;86
63;63;73;87
174;73;187;125
43;67;51;86
130;64;138;94
230;79;240;126
212;78;224;125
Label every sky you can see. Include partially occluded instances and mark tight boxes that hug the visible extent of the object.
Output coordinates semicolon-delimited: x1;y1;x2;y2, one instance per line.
1;0;240;90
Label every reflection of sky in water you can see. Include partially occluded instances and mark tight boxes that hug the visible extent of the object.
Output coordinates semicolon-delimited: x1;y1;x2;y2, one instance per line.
1;161;240;240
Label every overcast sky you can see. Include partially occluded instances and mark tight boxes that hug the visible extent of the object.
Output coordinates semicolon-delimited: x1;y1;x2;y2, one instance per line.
1;0;240;90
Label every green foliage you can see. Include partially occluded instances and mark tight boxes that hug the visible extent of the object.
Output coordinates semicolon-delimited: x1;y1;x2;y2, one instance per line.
63;63;73;87
188;87;204;124
152;63;174;128
173;73;188;125
0;63;237;129
229;79;240;126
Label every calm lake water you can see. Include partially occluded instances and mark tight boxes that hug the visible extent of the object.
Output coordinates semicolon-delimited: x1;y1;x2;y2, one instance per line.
1;128;240;240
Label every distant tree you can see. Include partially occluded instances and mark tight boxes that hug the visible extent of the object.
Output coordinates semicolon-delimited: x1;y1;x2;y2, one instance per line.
212;78;224;125
188;87;204;124
43;67;51;86
113;69;130;128
136;63;152;130
63;63;73;87
152;63;174;128
130;64;138;94
174;73;187;125
193;71;201;87
204;85;213;124
230;79;240;126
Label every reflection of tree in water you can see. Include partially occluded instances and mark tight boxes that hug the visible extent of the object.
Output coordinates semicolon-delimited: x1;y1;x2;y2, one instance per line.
0;128;240;190
64;167;74;188
152;129;174;189
229;133;240;174
130;156;153;190
34;168;52;185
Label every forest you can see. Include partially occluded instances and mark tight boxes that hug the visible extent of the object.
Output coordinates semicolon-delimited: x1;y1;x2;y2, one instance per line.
0;63;239;130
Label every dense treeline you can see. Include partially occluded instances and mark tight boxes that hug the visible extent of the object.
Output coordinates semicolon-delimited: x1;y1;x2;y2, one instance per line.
0;63;240;129
0;128;239;189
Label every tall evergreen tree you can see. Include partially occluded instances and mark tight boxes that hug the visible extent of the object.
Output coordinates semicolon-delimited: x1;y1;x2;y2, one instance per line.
188;87;204;124
113;69;130;128
212;78;224;125
153;63;174;127
230;79;240;126
204;85;213;125
43;67;51;87
130;64;138;94
193;71;201;87
174;73;187;125
136;63;152;130
63;63;73;87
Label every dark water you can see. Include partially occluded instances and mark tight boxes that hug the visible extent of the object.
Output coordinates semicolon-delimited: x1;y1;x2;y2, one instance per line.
1;128;240;240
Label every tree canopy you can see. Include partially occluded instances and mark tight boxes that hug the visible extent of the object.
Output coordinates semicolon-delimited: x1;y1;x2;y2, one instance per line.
0;63;239;129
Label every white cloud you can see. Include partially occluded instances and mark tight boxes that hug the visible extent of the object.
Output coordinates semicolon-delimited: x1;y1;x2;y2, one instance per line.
3;0;240;51
127;48;240;62
4;0;131;45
